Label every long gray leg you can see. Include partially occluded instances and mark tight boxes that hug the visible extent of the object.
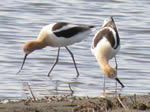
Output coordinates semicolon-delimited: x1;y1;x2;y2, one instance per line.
48;47;60;77
65;47;79;78
114;56;118;70
103;74;106;94
114;56;118;93
114;56;118;71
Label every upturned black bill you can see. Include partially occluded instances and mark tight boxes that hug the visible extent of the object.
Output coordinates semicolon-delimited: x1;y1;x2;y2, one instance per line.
115;78;125;88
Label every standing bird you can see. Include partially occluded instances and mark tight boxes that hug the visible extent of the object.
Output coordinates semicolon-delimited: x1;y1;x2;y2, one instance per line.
17;22;94;77
91;16;125;89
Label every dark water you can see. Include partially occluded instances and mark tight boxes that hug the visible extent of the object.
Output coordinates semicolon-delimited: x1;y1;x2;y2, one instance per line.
0;0;150;100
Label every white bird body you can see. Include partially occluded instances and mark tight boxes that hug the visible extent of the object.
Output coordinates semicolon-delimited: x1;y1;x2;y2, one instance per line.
91;16;124;88
18;22;94;77
37;23;93;47
92;28;120;61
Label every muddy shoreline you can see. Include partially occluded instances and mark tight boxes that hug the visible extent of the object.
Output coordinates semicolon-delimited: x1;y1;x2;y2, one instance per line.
0;94;150;112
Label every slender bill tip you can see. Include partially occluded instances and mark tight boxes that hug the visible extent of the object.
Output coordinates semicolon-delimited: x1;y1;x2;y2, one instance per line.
16;54;28;75
115;78;125;88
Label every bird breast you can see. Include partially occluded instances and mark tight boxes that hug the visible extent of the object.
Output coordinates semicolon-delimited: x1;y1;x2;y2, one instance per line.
94;37;119;60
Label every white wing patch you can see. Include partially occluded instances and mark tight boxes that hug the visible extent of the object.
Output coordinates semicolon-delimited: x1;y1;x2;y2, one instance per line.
53;24;79;32
108;27;117;49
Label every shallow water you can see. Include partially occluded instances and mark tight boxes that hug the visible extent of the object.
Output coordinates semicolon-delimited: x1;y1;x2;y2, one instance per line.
0;0;150;100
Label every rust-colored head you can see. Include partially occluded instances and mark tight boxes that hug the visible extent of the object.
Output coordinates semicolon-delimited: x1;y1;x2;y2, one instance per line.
103;66;125;88
103;66;117;79
17;40;46;74
23;41;38;55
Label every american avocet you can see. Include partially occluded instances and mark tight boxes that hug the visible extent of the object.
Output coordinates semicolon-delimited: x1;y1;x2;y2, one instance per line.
91;16;125;89
18;22;94;77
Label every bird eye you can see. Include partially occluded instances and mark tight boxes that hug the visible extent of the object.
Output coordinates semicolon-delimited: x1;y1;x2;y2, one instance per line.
27;48;30;51
24;47;31;55
24;47;30;54
110;72;116;78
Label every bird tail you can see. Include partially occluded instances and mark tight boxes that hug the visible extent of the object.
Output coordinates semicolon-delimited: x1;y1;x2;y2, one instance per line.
89;26;95;28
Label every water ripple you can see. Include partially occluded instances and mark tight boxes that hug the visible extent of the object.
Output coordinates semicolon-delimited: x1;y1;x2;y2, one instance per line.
0;0;150;99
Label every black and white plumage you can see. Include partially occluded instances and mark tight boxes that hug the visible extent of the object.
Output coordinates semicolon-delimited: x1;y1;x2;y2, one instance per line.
53;22;94;38
91;16;124;88
18;22;94;78
45;22;94;47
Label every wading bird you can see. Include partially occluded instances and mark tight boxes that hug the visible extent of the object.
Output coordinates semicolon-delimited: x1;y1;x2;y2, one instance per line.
17;22;94;77
91;16;125;90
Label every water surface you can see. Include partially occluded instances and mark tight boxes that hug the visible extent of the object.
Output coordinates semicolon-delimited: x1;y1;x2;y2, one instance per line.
0;0;150;100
